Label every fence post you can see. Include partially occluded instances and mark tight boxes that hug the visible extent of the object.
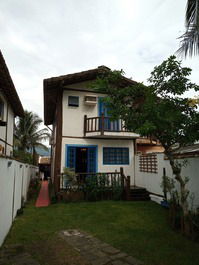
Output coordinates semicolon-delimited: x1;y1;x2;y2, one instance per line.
120;167;124;188
84;115;87;136
126;176;131;201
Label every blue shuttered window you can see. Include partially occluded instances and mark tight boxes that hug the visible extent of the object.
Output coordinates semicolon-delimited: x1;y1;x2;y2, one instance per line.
103;147;129;165
67;147;76;169
87;147;97;173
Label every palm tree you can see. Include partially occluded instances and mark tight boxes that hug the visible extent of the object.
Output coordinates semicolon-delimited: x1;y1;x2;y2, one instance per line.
14;110;50;164
177;0;199;57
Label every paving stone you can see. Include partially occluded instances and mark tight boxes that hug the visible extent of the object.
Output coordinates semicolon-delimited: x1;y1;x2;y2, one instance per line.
60;230;144;265
94;250;108;258
91;256;111;265
111;260;129;265
124;256;144;265
102;246;120;255
110;252;128;260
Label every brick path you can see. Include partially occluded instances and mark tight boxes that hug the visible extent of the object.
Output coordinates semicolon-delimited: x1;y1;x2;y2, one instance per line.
35;181;50;207
59;230;144;265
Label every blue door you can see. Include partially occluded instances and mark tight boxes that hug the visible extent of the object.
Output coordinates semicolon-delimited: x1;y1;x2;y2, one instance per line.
98;98;119;131
66;145;97;173
87;147;97;173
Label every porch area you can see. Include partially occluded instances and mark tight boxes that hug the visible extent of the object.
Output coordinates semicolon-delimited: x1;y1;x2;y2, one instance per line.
57;168;150;202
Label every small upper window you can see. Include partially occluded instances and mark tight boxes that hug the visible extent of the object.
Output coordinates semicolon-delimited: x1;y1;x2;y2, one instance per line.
68;96;79;107
0;98;4;120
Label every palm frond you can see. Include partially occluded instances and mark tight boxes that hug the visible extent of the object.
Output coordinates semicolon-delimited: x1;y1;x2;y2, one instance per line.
177;0;199;58
177;24;199;57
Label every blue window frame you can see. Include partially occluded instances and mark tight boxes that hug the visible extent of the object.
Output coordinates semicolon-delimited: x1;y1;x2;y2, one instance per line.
103;147;129;165
66;145;98;173
67;146;76;169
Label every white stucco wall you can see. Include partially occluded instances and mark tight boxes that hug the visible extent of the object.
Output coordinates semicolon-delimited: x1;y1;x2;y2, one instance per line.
0;91;14;156
61;137;135;183
135;153;199;208
62;89;105;137
0;157;38;246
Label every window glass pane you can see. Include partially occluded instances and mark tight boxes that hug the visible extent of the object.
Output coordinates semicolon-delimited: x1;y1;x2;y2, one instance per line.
103;147;129;165
68;96;79;107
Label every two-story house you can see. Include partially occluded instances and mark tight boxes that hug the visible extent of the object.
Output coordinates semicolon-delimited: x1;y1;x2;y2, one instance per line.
44;66;139;192
0;51;24;156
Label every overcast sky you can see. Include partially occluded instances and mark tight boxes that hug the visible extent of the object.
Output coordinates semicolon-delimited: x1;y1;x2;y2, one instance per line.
0;0;198;119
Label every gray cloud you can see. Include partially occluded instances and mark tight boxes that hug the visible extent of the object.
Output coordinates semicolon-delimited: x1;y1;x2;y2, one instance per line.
0;0;198;120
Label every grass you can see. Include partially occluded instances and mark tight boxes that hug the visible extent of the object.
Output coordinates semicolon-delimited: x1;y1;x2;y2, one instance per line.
4;201;199;265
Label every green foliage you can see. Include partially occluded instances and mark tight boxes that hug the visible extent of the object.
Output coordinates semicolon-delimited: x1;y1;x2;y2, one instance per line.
63;167;77;183
94;56;199;149
85;175;99;201
14;110;50;165
160;175;180;207
13;149;33;164
27;178;40;201
84;174;123;201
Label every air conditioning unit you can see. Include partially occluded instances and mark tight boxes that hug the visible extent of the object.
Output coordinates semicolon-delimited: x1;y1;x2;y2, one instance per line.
84;95;97;105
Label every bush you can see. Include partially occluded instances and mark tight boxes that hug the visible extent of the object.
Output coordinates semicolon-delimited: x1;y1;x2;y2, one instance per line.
27;178;40;201
13;149;33;164
84;174;123;201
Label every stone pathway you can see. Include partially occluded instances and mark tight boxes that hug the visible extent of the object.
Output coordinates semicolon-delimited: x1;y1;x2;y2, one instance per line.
59;230;144;265
0;245;40;265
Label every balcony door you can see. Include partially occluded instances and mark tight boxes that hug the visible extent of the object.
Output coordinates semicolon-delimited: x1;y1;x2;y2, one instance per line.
98;98;119;131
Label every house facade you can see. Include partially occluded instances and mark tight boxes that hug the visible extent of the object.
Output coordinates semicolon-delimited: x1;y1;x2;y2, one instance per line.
44;66;139;192
0;51;24;156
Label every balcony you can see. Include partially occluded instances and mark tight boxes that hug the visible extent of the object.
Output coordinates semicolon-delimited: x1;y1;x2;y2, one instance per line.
84;114;139;139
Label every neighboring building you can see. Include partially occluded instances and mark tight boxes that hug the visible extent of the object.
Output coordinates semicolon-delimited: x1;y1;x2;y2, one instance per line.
136;137;164;154
0;51;24;157
38;156;51;180
44;66;139;192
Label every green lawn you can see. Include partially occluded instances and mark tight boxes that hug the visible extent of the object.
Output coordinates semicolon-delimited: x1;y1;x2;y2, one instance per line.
4;201;199;265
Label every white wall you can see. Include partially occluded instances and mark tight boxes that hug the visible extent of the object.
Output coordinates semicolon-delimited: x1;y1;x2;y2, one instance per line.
0;157;38;246
62;89;105;137
135;153;199;208
61;137;135;183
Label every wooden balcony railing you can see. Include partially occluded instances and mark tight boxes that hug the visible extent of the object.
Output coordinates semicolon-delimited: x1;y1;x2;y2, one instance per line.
84;114;130;136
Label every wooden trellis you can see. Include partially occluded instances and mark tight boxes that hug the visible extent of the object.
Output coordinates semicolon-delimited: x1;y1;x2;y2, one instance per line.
139;154;157;173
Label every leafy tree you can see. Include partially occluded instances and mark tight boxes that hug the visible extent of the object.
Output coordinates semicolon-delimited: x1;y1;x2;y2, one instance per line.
14;110;50;164
94;55;199;234
177;0;199;57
